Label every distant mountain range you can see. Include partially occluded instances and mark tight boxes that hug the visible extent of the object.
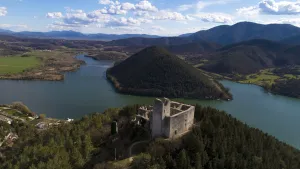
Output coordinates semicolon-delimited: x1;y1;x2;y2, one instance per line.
107;22;300;46
0;29;161;41
191;22;300;45
2;22;300;44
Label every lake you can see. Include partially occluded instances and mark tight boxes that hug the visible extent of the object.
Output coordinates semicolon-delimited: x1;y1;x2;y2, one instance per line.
0;55;300;149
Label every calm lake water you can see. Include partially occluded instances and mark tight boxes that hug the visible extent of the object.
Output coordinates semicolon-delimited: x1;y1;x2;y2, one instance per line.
0;55;300;149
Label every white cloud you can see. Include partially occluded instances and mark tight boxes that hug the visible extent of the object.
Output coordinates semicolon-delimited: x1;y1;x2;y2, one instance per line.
259;0;300;15
237;6;260;17
121;2;136;10
135;0;158;12
193;13;234;24
238;0;300;16
63;10;95;26
0;7;7;16
104;17;151;27
46;12;63;19
150;10;191;21
178;4;193;11
99;0;113;5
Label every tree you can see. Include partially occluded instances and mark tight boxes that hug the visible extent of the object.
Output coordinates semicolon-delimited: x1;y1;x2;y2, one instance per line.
71;148;85;168
176;149;190;169
82;134;94;160
195;153;202;169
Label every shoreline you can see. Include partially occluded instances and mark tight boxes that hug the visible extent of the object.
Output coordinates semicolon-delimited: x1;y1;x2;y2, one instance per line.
106;69;232;101
0;51;85;81
227;78;300;99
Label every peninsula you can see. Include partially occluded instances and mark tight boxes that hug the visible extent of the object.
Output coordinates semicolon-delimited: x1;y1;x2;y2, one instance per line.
107;46;232;100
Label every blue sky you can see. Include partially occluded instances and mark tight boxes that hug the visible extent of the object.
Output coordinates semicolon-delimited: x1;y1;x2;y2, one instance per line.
1;0;300;35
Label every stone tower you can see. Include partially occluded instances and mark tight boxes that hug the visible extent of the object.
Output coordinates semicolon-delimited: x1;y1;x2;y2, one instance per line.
150;98;171;138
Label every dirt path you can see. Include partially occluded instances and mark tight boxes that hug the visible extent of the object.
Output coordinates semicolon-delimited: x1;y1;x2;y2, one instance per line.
128;140;150;157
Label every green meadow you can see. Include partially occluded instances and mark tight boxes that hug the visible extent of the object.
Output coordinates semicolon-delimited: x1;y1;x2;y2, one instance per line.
0;56;40;75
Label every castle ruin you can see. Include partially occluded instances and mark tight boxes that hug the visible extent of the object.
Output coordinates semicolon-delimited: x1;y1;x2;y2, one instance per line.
137;98;195;139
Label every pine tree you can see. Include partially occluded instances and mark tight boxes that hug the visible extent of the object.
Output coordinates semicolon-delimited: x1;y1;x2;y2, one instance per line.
195;153;202;169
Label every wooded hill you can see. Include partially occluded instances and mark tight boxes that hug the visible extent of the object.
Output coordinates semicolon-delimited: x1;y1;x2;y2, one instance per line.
1;104;300;169
124;105;300;169
107;46;232;100
200;39;300;74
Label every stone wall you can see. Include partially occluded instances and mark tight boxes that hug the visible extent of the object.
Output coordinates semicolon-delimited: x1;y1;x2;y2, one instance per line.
168;106;195;138
151;99;164;138
150;98;195;139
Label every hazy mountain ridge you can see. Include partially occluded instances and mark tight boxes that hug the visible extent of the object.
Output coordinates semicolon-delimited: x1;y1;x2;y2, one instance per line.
191;22;300;45
0;30;161;41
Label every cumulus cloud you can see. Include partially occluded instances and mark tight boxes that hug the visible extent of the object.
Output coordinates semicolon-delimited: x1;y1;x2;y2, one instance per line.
259;0;300;15
0;7;7;16
63;10;95;25
238;0;300;16
237;6;260;17
193;13;233;24
104;17;151;27
149;10;191;21
46;12;63;19
121;2;136;10
46;1;191;31
135;0;158;12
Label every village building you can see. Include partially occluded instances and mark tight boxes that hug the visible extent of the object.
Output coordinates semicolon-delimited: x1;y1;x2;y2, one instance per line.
137;98;195;139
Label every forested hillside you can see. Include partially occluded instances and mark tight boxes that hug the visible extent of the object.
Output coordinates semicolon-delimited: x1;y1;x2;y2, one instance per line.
98;105;300;169
1;104;300;169
107;46;231;100
271;79;300;98
201;39;300;75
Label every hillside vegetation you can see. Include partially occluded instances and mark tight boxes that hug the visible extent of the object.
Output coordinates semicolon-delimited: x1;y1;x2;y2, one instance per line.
107;46;231;100
1;104;300;169
201;39;300;75
271;79;300;98
166;42;220;55
99;105;300;169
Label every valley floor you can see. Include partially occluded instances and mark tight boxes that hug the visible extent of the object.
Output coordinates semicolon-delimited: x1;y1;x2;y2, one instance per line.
0;50;84;81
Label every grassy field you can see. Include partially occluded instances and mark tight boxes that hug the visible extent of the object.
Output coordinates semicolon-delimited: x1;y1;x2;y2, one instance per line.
0;56;40;75
239;69;300;86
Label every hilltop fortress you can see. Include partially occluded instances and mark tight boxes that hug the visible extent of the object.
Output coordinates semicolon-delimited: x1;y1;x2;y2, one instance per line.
137;98;195;139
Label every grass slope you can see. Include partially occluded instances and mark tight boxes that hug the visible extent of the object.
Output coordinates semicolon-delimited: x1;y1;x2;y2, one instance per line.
0;56;40;74
107;46;231;100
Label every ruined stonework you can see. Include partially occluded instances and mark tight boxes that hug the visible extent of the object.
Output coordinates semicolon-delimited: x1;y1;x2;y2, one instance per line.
137;98;195;139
